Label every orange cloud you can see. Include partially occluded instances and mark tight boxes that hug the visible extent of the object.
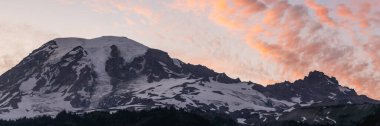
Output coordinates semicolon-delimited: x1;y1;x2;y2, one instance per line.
207;0;267;30
131;5;160;24
305;0;336;26
232;0;266;16
262;1;289;25
357;3;371;28
336;2;374;29
208;0;243;30
363;36;380;71
337;4;354;18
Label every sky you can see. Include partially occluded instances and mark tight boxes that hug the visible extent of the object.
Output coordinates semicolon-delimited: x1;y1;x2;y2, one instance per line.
0;0;380;99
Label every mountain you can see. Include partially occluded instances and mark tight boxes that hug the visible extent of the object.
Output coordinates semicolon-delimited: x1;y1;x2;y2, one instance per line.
252;71;376;107
0;36;377;125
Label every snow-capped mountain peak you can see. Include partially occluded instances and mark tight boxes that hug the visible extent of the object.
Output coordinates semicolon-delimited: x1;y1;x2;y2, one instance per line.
0;36;377;125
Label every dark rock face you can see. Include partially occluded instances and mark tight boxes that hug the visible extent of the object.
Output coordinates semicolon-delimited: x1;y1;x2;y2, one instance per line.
104;47;240;84
140;48;218;82
212;73;241;84
253;71;378;106
142;49;182;82
105;45;139;85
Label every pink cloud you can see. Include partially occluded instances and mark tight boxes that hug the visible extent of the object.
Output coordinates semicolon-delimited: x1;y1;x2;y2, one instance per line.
305;0;336;26
262;1;289;25
363;36;380;71
130;5;160;24
337;4;354;18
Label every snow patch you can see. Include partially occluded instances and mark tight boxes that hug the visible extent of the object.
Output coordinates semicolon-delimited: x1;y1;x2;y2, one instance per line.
328;93;336;100
270;98;296;107
300;100;314;107
237;118;246;124
172;59;182;68
325;77;336;84
284;107;295;112
301;117;306;121
339;87;350;94
326;116;336;123
291;97;301;103
19;77;38;92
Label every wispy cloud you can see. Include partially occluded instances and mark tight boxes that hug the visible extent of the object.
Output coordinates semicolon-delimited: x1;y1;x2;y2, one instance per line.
305;0;336;26
58;0;160;25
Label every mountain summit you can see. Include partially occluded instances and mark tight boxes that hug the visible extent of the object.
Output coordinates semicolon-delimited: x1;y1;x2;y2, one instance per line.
0;36;377;125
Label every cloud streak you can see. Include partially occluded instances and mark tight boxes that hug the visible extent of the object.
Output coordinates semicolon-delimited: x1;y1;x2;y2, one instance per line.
58;0;160;24
305;0;336;26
